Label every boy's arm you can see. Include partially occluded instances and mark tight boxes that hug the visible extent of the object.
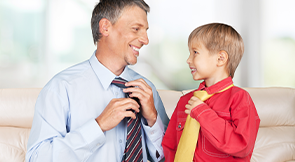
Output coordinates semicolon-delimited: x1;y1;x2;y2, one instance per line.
162;98;184;162
190;90;260;157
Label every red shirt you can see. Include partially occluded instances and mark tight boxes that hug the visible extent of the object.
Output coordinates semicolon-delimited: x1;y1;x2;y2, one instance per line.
162;77;260;162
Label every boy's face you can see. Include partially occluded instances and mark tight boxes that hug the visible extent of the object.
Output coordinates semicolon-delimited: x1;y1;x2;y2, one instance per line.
187;40;219;82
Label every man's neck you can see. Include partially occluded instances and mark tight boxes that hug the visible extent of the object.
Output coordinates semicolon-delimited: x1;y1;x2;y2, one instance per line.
95;48;126;76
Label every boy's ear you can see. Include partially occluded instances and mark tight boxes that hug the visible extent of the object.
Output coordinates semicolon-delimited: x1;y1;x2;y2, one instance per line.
99;18;112;37
217;50;228;66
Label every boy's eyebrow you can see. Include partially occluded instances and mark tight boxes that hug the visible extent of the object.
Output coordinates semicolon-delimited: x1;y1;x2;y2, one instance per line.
190;42;202;50
190;46;199;50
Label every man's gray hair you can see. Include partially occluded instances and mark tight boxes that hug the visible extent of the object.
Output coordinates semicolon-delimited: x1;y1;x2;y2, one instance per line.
91;0;150;44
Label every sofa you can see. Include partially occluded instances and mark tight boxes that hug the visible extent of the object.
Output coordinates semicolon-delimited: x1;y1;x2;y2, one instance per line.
0;87;294;162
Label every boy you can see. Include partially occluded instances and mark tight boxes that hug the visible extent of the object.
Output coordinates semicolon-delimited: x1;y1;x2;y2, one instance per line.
162;23;260;162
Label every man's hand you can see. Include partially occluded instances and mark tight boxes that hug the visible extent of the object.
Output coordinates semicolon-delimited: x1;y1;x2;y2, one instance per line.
123;78;157;127
185;96;204;115
96;98;140;132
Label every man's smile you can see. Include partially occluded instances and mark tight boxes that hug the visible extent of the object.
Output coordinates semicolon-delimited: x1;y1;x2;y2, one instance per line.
130;45;140;56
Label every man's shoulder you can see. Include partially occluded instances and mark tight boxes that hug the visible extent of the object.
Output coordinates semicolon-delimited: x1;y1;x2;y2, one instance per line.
128;68;154;87
45;60;92;89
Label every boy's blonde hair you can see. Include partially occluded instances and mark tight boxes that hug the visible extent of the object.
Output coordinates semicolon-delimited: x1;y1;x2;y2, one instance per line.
188;23;244;78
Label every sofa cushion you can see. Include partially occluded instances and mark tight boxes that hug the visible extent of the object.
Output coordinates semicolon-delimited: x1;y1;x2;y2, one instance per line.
245;87;295;162
157;90;183;118
245;87;295;127
0;127;30;162
0;89;41;128
251;127;295;162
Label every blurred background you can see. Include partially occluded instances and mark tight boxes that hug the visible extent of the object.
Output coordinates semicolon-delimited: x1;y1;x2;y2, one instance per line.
0;0;295;90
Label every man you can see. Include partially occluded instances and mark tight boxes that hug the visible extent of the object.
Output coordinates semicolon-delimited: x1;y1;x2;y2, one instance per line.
26;0;169;162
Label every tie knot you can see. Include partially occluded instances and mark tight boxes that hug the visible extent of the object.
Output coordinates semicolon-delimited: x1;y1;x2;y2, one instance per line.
111;77;128;89
193;90;213;101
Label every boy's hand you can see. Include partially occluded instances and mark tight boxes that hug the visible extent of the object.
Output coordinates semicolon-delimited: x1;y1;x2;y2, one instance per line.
185;96;204;115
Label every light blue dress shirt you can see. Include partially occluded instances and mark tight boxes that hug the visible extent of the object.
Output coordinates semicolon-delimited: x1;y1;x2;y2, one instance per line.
26;52;169;162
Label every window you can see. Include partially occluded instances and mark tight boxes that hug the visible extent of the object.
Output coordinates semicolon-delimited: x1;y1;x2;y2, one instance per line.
1;0;294;90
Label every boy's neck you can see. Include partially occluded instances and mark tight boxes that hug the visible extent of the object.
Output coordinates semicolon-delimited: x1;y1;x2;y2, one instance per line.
204;73;230;87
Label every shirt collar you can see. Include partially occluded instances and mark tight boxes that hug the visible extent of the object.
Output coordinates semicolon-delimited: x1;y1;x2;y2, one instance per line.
198;77;233;94
89;51;133;90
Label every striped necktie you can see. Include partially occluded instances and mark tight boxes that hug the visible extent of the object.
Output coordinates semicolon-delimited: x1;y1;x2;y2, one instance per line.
111;77;143;162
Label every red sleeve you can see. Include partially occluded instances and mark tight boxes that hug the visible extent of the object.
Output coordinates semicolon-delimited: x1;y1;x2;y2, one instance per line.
190;89;260;157
162;103;178;162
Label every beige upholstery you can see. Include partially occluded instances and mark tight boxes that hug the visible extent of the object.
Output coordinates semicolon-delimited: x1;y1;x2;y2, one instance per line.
0;89;41;162
0;87;295;162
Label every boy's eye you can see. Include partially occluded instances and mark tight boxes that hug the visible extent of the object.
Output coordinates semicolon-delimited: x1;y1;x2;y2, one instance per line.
194;51;198;54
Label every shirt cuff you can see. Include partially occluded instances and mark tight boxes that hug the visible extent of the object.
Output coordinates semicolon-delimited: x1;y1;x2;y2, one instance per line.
190;103;211;121
142;114;164;141
77;119;106;152
141;114;165;160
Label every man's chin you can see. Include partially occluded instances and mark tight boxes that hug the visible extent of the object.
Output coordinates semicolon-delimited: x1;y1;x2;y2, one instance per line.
126;58;138;65
127;61;137;65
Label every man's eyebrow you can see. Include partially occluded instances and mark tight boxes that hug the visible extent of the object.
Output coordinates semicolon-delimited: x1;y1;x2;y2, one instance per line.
132;23;149;30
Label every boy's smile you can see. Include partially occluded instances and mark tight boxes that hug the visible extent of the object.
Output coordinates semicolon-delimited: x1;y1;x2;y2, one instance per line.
190;67;197;74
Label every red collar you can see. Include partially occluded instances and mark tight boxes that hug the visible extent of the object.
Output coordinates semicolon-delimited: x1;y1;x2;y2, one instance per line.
198;77;233;95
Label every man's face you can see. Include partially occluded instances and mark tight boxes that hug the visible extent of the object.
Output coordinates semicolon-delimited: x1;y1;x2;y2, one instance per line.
108;6;149;66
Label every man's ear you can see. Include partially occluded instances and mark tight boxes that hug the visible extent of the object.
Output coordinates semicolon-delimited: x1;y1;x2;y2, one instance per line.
99;18;111;37
217;50;228;66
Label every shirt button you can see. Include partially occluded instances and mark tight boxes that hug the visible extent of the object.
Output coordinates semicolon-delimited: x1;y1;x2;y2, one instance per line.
178;124;181;128
115;92;118;95
119;139;122;143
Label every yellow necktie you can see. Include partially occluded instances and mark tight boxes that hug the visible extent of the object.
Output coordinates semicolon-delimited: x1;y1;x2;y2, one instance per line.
174;84;233;162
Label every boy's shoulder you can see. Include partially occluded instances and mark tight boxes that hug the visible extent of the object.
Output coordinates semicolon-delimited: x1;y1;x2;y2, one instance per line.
230;86;251;97
218;85;251;100
227;86;254;107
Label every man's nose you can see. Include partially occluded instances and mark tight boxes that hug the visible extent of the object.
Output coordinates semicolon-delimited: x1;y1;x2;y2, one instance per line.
139;32;149;45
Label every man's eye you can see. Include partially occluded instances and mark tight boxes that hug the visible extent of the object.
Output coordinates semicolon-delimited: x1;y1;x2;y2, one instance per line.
133;28;139;31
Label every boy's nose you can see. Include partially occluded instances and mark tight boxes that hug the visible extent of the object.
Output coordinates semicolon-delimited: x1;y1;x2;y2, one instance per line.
186;54;192;64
